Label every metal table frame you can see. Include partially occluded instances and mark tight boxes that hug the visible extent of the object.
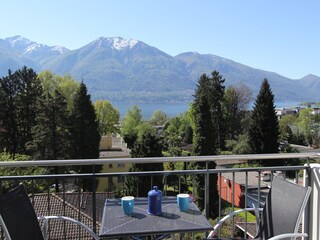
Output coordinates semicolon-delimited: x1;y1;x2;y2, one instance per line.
99;197;213;239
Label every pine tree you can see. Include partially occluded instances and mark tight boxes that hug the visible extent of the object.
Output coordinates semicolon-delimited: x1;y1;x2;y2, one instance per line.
0;71;19;154
15;66;44;154
210;71;226;151
193;74;215;155
249;79;280;166
125;132;164;197
192;72;225;216
27;90;71;160
70;82;101;191
0;67;42;155
26;90;71;192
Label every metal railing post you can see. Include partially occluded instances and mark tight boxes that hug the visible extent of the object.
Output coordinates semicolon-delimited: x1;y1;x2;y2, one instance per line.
205;161;209;218
92;166;97;234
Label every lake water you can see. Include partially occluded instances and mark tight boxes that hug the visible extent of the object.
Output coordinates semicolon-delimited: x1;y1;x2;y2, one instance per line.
113;101;304;119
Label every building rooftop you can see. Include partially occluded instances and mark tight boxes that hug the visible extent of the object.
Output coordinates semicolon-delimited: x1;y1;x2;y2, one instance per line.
32;192;112;239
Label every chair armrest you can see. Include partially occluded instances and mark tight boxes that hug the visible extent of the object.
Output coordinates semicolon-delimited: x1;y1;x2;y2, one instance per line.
0;215;12;240
38;215;99;240
207;207;263;239
268;233;308;240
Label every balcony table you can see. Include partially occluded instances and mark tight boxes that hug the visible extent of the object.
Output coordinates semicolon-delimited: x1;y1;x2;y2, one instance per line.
99;197;213;239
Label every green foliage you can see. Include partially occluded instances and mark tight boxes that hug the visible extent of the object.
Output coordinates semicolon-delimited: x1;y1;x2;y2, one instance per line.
248;79;280;166
191;71;226;216
136;122;155;141
225;134;251;154
164;116;183;156
293;108;318;146
69;82;101;191
211;205;256;238
70;82;101;159
38;71;80;112
149;110;169;126
310;122;320;148
0;151;47;192
94;99;120;135
131;132;163;158
295;109;313;134
121;105;142;148
163;112;193;157
0;66;43;155
126;132;164;196
279;114;295;142
223;83;252;140
193;73;217;156
26;90;71;161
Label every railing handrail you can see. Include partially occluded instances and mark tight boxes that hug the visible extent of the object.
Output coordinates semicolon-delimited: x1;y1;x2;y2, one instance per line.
0;165;309;180
0;152;319;168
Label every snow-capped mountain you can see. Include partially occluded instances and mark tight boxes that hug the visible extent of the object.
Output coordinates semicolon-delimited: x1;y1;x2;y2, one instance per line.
93;37;139;51
5;36;69;60
1;35;320;103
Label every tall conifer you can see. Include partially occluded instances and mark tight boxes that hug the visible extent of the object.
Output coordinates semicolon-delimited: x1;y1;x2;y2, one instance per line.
70;82;101;190
0;67;43;155
27;90;71;160
192;71;225;216
0;71;18;154
15;66;44;154
249;79;280;166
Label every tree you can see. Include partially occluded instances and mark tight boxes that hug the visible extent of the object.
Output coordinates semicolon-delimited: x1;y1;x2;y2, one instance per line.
0;70;18;154
279;114;296;143
192;72;225;216
0;151;47;192
210;71;226;151
14;67;44;154
193;74;216;156
70;82;101;191
121;105;142;149
295;108;314;146
164;116;183;156
26;90;71;192
225;134;251;154
0;67;43;155
149;110;169;126
26;90;71;161
38;71;80;112
248;79;280;166
125;132;164;197
94;100;120;135
223;87;239;140
223;83;252;140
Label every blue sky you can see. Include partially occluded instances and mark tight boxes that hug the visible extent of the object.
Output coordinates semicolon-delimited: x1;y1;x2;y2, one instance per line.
1;1;319;79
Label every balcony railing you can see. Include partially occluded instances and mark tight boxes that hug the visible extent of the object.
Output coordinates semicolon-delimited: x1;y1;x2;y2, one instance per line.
0;152;319;239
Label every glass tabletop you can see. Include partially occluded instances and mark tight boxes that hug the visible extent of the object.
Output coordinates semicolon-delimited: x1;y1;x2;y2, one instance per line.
99;197;213;238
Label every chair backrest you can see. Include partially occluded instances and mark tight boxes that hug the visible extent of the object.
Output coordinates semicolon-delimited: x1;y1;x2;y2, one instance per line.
0;184;44;240
256;176;311;240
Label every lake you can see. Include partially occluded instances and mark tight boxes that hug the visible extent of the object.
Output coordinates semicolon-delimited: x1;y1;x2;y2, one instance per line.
113;101;304;119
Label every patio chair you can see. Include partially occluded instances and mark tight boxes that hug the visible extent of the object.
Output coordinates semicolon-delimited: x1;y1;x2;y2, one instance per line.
207;176;312;240
0;184;99;240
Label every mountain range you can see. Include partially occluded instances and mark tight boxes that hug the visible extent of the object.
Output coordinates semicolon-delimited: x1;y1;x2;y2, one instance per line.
1;35;320;103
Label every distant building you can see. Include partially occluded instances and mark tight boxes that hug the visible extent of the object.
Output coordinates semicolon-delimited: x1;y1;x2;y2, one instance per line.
98;135;131;192
311;108;320;115
99;134;113;150
218;171;270;208
276;107;299;119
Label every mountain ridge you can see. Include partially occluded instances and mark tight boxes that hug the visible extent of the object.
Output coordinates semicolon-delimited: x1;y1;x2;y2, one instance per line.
1;35;319;103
